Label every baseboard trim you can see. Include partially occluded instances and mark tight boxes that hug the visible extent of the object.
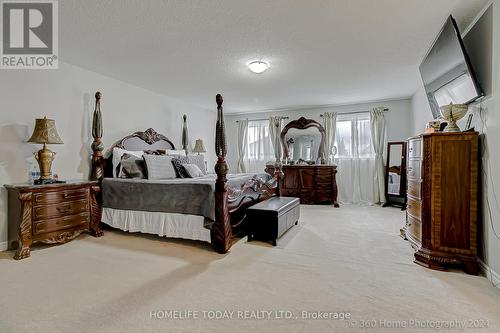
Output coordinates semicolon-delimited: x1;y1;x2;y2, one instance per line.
478;260;500;290
0;241;8;252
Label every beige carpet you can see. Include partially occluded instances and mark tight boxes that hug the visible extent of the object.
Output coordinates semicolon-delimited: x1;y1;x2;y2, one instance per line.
1;205;499;333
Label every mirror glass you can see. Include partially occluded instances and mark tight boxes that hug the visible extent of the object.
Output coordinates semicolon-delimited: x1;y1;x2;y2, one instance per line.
284;127;322;164
387;144;403;195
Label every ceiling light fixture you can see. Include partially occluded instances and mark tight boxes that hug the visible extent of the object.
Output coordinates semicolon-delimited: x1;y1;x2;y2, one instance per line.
248;61;269;74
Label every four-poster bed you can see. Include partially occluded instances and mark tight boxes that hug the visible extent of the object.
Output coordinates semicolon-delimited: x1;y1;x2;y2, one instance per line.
90;92;280;253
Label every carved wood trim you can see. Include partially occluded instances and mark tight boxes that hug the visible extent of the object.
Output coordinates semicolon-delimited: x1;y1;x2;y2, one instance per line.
227;176;278;212
90;185;104;237
116;128;176;149
91;92;105;181
280;117;326;164
331;168;339;207
41;230;83;244
212;94;232;254
227;178;278;229
421;136;432;250
14;192;33;260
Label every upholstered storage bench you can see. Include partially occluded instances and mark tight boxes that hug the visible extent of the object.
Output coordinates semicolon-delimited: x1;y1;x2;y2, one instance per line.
247;197;300;246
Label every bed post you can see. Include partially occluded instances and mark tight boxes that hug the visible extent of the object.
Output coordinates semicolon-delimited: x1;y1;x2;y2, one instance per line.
212;94;232;254
90;91;104;181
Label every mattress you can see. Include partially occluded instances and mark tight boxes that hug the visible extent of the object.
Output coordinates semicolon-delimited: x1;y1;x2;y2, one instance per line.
101;173;271;225
101;173;271;242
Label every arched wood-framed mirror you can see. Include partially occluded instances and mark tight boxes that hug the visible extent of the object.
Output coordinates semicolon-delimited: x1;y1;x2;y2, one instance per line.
280;117;326;164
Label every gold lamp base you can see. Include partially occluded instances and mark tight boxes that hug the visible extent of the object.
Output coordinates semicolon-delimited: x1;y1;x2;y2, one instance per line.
33;144;64;185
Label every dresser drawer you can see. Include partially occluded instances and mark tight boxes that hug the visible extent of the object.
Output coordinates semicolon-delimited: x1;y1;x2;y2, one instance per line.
408;139;422;159
33;198;89;221
407;197;421;220
34;188;88;205
407;160;421;180
315;174;332;183
407;214;421;243
315;169;332;177
407;179;421;199
33;212;90;235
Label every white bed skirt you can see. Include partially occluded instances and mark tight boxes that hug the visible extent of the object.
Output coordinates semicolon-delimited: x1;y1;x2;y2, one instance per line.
102;208;211;243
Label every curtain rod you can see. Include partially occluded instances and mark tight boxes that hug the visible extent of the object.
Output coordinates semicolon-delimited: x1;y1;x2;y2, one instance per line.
236;116;289;123
320;108;389;116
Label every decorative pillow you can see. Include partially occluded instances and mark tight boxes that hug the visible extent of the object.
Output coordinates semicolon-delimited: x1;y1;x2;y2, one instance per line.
143;155;177;180
165;149;186;156
118;153;146;179
112;147;144;178
182;163;204;178
187;154;207;174
171;156;190;178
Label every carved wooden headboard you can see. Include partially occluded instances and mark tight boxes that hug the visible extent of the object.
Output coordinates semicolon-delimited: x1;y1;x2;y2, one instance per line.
101;128;176;178
115;128;176;151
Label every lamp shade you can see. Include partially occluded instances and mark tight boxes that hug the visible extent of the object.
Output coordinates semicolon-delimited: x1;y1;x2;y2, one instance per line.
28;117;63;144
193;139;206;153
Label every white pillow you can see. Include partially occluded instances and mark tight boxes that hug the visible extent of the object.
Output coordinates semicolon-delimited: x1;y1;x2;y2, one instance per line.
165;149;186;156
144;155;177;179
112;147;144;178
182;163;204;178
187;154;207;174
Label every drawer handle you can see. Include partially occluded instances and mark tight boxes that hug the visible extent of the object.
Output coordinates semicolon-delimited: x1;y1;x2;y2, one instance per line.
57;206;71;214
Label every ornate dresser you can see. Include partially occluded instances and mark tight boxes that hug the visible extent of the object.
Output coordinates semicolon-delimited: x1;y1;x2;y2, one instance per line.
266;165;339;206
404;132;478;274
5;180;103;260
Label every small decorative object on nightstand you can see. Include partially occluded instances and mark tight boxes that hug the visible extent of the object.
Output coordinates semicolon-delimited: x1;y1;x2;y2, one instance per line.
4;180;103;260
27;117;65;185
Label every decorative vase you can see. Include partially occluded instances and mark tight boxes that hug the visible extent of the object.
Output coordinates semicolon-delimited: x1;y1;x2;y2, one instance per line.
440;103;468;132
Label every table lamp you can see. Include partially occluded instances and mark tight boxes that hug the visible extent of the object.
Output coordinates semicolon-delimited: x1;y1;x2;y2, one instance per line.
193;139;206;155
27;117;64;184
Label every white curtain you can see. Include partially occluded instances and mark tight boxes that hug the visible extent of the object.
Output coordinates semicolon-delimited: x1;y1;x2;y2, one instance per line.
370;107;387;204
333;113;376;204
322;112;337;164
246;120;274;173
237;119;248;173
269;116;283;165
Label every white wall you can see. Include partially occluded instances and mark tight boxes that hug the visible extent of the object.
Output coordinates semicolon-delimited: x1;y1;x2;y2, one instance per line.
410;2;500;281
224;99;412;171
410;86;433;135
0;61;216;248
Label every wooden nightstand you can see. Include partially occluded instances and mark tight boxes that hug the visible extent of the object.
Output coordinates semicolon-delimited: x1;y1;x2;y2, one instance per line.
4;180;103;260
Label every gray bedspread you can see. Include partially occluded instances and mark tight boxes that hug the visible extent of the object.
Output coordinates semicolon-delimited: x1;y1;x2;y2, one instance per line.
102;173;271;223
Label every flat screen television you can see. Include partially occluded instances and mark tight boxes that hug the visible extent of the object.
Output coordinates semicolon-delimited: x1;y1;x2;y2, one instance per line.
419;15;483;119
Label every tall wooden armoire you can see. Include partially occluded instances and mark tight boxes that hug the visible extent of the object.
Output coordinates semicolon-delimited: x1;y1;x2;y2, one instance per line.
404;132;479;274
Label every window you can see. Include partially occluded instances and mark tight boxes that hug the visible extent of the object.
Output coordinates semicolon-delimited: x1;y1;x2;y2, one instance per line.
333;112;377;204
246;120;274;172
334;113;374;159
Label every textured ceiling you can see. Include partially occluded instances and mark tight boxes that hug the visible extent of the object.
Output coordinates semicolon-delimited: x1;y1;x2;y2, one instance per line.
59;0;488;113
